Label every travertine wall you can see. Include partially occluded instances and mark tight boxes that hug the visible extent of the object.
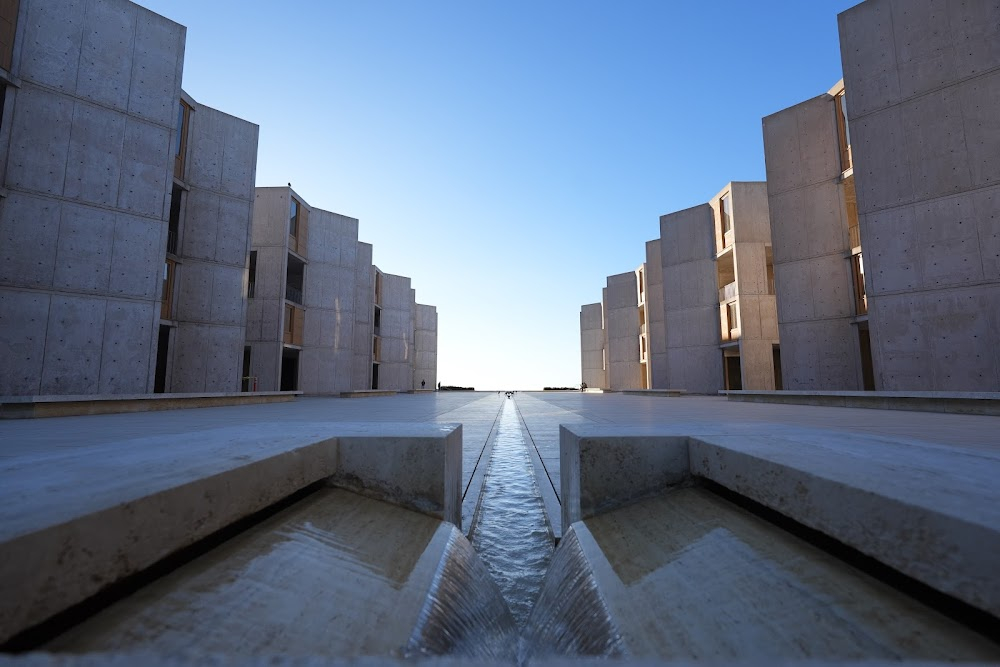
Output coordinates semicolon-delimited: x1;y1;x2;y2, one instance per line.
170;102;258;392
299;210;362;395
0;0;184;395
840;0;1000;390
377;272;414;391
580;302;606;389
644;239;667;388
604;271;642;390
763;93;864;390
413;303;438;390
660;205;722;393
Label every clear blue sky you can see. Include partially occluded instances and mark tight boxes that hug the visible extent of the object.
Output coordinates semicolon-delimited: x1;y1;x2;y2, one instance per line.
141;0;858;390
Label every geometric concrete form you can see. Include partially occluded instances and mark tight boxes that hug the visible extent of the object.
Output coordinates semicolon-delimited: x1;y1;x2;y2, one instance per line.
603;271;643;391
838;0;1000;391
579;302;607;389
658;203;724;393
0;391;298;420
0;422;461;644
763;81;866;391
534;488;999;661
45;489;517;660
560;422;1000;619
725;389;1000;416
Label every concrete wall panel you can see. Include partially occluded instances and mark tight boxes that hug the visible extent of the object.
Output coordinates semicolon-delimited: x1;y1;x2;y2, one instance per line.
53;203;115;293
838;0;901;117
19;0;86;92
0;193;60;289
127;6;185;127
8;86;73;195
98;299;153;393
77;0;137;111
779;319;862;390
216;196;253;267
851;106;914;213
64;101;126;206
118;117;171;219
39;295;106;395
0;290;49;395
870;285;1000;390
973;185;1000;281
109;213;163;300
181;188;220;260
959;69;1000;189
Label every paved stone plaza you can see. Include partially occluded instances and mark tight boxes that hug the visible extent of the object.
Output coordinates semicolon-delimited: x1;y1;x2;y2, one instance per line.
4;391;999;542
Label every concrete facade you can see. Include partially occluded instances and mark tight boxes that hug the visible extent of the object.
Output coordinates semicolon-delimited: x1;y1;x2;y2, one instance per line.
579;302;606;389
603;271;644;390
659;204;722;393
644;239;667;388
413;303;438;391
246;187;386;394
374;272;415;392
711;182;780;390
763;81;870;391
0;0;257;397
165;97;259;393
838;0;1000;391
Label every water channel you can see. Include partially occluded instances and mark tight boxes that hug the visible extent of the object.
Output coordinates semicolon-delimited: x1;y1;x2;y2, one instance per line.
469;397;554;629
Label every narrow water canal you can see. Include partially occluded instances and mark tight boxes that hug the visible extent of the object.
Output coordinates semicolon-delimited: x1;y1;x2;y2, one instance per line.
470;397;554;627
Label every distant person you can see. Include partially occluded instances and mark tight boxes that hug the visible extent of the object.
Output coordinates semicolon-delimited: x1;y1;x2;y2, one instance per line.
581;382;588;391
421;379;426;389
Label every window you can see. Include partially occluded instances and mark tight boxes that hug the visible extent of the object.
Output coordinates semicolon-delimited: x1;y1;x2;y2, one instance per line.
0;1;18;71
726;302;739;335
835;91;852;172
167;184;182;254
247;251;257;298
174;100;192;179
289;197;299;237
720;193;733;244
284;304;294;336
851;252;867;315
161;259;176;320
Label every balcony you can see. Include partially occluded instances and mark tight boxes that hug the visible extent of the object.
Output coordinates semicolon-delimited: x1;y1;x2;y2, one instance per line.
719;281;737;303
285;284;303;304
166;229;178;255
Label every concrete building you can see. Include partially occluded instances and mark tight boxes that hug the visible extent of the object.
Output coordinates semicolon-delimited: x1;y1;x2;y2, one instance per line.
162;94;258;393
413;303;438;391
246;187;437;394
644;239;667;388
657;203;721;393
763;80;872;391
579;302;606;389
0;0;258;397
709;182;780;390
837;0;1000;391
603;270;645;390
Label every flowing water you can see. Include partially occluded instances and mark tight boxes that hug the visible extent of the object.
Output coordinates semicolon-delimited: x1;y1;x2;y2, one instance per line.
470;398;555;629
